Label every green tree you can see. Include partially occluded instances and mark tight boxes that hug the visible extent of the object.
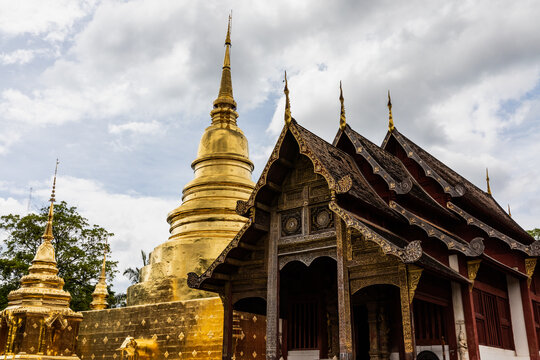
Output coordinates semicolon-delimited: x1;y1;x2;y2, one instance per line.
0;201;122;311
123;250;148;285
528;229;540;240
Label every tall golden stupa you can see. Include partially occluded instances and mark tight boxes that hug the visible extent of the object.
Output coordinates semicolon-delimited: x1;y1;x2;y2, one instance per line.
127;16;255;304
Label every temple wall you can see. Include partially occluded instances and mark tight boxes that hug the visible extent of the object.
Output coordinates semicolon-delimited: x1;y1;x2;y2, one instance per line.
478;345;527;359
77;297;224;360
76;297;266;360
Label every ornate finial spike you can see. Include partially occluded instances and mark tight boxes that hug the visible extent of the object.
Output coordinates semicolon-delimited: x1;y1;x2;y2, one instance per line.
43;159;59;242
213;14;236;113
50;158;59;203
508;204;512;217
284;71;292;126
339;81;346;130
486;168;492;195
388;90;395;132
225;12;232;46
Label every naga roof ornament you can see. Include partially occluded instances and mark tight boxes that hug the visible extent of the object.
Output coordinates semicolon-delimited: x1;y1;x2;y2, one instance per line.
284;71;292;126
486;168;492;195
339;81;346;130
388;90;395;132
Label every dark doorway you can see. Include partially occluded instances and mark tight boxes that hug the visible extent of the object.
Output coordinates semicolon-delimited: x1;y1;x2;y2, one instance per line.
280;257;338;359
351;285;403;359
353;304;370;360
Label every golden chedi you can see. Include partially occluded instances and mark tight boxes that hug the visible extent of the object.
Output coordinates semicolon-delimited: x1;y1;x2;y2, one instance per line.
0;162;83;359
89;250;108;310
127;16;254;304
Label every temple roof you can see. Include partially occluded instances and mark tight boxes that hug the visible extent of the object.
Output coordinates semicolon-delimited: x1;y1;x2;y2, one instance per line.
188;108;537;292
383;128;536;247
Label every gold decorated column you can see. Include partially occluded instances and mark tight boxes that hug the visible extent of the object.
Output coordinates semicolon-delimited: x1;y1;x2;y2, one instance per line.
127;15;255;304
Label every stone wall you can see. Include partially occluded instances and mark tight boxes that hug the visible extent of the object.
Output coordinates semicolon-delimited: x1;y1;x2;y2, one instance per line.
77;297;224;360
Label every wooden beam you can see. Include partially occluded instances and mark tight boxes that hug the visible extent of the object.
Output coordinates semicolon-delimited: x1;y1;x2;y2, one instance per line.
225;257;244;267
255;201;271;213
212;273;230;281
266;181;281;193
277;157;294;168
238;242;259;251
253;223;269;232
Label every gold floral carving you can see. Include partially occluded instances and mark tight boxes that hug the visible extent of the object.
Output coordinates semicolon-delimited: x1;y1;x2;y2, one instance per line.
525;258;537;288
407;265;423;304
467;259;482;291
398;264;414;354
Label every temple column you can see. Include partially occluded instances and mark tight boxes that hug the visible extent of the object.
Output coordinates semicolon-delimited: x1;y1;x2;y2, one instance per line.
221;281;234;360
461;285;480;360
398;264;414;360
336;219;353;360
266;212;280;360
449;255;469;360
506;274;530;358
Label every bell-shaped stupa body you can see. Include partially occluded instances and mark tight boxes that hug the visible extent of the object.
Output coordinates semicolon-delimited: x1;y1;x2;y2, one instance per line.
127;18;254;304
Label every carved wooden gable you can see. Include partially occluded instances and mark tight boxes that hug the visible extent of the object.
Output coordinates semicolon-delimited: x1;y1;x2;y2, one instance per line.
276;154;337;269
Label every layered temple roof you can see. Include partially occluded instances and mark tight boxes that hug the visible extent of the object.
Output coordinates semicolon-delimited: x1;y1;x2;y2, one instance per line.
188;90;538;293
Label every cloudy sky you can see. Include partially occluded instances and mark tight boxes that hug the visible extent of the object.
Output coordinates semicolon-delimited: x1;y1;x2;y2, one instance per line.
1;0;540;293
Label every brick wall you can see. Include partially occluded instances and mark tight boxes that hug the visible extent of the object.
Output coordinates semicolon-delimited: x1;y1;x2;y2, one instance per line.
77;297;224;360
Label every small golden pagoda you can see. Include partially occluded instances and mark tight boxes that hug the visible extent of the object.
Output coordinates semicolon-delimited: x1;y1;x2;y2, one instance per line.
0;162;83;359
90;250;108;310
127;15;255;304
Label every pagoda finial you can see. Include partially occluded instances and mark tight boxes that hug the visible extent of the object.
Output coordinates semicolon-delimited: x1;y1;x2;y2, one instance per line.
508;204;512;217
284;71;292;126
486;168;492;195
212;13;237;115
42;159;59;242
339;81;346;130
225;11;232;47
90;242;109;310
388;90;395;132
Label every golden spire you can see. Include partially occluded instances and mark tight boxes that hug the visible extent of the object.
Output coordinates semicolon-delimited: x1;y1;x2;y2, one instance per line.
486;168;492;195
213;12;236;111
388;90;395;132
42;159;59;242
508;204;512;217
284;71;292;126
339;81;346;130
91;242;109;310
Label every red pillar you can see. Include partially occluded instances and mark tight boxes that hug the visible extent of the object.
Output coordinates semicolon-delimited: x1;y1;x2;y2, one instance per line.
461;285;480;360
520;279;539;360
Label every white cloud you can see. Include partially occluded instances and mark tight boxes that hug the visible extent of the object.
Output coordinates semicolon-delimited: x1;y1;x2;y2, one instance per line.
108;120;163;135
0;49;44;65
0;0;98;41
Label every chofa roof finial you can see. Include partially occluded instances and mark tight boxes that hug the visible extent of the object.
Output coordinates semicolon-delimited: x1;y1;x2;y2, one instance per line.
388;90;395;132
284;71;292;126
486;168;492;195
339;81;346;130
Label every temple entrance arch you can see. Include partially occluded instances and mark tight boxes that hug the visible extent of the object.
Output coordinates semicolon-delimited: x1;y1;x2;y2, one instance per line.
351;284;404;360
280;256;338;360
